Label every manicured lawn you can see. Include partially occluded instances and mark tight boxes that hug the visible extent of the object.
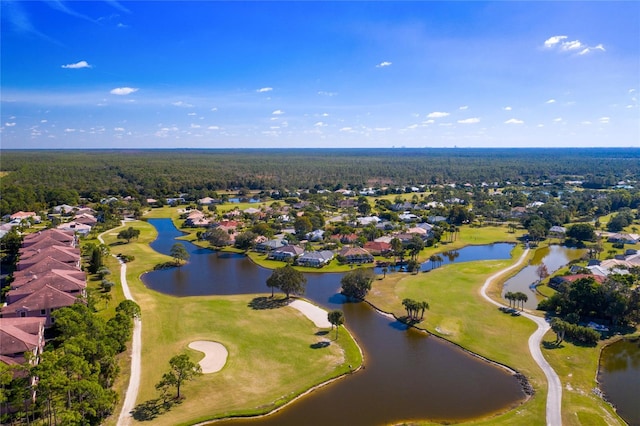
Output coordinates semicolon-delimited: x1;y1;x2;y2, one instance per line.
366;244;627;425
99;220;362;426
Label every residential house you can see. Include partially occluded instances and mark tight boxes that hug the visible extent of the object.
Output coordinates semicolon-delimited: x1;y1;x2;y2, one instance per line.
363;241;392;256
198;197;217;205
255;238;287;253
0;317;46;367
338;199;357;209
297;250;334;267
549;226;566;238
268;245;304;261
16;246;81;271
57;221;92;236
10;211;40;222
22;229;76;248
548;274;606;290
607;233;639;245
6;270;87;304
356;216;381;226
338;246;374;264
0;285;83;327
73;213;98;226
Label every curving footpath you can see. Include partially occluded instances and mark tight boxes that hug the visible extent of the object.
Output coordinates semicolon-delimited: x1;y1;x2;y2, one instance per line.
98;227;141;426
479;248;562;426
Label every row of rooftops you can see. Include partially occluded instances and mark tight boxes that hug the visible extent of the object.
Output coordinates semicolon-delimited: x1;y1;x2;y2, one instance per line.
1;229;87;368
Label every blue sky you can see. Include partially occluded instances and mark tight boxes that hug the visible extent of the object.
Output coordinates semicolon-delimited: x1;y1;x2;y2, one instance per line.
1;1;638;149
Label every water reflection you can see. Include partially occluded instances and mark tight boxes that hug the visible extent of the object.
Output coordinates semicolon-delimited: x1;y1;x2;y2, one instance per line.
143;219;526;425
502;245;582;309
599;339;640;426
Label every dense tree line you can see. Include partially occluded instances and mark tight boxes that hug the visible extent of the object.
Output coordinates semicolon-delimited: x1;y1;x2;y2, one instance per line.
2;148;639;216
538;275;640;328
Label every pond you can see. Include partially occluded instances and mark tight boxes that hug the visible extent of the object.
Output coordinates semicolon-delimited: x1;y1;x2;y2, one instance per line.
143;219;527;425
598;338;640;426
501;245;583;309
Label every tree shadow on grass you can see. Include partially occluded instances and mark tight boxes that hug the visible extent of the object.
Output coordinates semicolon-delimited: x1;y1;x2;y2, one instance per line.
248;296;291;310
542;341;564;350
131;397;182;421
315;330;329;336
310;341;331;349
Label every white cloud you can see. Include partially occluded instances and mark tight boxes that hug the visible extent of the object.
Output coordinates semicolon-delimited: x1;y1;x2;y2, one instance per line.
114;127;125;131
314;121;327;127
339;127;353;132
578;44;605;55
503;106;512;111
5;122;16;127
41;119;48;123
458;117;480;124
544;35;604;56
544;35;567;48
553;117;563;123
62;60;92;69
504;118;524;124
110;87;138;95
459;105;469;110
376;61;392;68
546;99;556;104
375;127;390;131
599;116;610;124
208;126;220;130
64;128;76;132
581;121;592;125
427;111;449;118
172;101;193;108
211;107;218;112
187;112;197;116
190;123;201;129
272;110;284;115
424;119;435;124
318;91;337;97
257;87;273;93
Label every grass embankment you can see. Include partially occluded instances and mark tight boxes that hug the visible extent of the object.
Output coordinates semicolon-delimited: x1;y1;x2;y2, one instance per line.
367;242;626;425
99;220;362;426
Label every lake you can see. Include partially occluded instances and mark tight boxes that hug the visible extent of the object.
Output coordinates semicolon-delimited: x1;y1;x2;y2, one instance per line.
143;219;527;425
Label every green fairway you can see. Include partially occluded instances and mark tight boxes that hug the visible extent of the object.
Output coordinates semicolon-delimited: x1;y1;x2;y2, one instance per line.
99;220;362;426
366;244;627;426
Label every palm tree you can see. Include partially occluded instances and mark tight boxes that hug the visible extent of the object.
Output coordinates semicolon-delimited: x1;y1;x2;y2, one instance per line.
504;291;515;308
419;301;429;320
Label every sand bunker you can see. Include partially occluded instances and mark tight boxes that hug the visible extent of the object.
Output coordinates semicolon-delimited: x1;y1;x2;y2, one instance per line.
188;341;228;374
289;300;332;328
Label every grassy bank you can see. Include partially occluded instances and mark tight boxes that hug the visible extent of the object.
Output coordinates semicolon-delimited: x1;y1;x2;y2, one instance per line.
366;245;625;425
99;220;362;426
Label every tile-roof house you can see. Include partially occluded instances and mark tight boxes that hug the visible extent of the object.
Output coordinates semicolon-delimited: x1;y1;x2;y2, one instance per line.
255;238;287;253
0;317;46;368
296;250;335;267
10;211;38;221
6;270;87;304
1;285;84;327
18;236;74;254
22;229;76;247
338;246;374;264
56;221;92;236
13;256;80;278
16;246;81;271
363;241;392;255
73;213;98;226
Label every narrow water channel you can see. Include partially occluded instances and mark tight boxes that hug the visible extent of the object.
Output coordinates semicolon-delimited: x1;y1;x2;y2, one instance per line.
502;245;583;309
143;219;526;425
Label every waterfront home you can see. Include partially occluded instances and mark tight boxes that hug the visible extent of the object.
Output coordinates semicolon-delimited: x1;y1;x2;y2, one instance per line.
297;250;335;267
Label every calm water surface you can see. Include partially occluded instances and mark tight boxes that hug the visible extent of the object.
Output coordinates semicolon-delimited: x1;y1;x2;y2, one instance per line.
599;338;640;426
143;219;526;425
502;245;583;309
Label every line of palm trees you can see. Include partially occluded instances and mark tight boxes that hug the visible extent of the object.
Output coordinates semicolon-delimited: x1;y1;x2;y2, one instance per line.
402;298;429;323
504;291;529;310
